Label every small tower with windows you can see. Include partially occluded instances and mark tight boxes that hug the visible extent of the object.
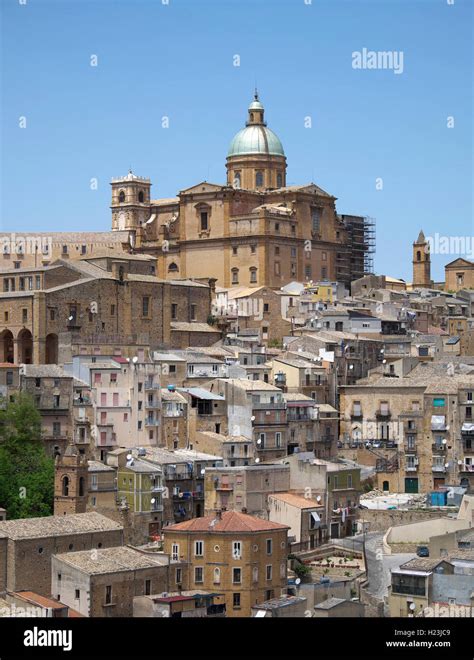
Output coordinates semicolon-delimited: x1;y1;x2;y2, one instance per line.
54;445;88;515
412;229;431;288
111;170;152;231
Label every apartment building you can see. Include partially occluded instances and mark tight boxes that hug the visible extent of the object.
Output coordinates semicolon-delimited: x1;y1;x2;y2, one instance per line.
339;359;474;493
209;379;288;462
163;510;289;617
204;464;291;517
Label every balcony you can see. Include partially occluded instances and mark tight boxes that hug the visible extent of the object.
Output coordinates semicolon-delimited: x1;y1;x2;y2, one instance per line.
145;400;161;409
459;463;474;473
252;401;286;410
287;413;312;422
404;445;417;454
432;443;446;452
392;585;426;597
462;441;474;453
145;382;160;391
405;463;418;472
376;409;391;419
432;465;446;473
404;423;418;433
350;411;363;421
150;503;164;512
164;467;193;480
145;418;160;427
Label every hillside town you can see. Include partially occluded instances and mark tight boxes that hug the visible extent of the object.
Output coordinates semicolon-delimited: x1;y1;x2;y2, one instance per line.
0;92;473;622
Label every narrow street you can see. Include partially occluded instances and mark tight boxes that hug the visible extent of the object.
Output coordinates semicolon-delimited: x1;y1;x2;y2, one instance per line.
337;532;416;601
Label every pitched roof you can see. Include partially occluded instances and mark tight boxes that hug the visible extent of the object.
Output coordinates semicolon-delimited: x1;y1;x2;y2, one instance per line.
268;493;323;509
164;510;289;534
0;512;122;540
53;545;168;574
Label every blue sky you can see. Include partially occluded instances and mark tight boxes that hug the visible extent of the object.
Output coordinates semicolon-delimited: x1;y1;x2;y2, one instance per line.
1;0;472;281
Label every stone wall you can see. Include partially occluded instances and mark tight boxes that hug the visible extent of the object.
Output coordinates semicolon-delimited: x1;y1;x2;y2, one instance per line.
362;508;455;534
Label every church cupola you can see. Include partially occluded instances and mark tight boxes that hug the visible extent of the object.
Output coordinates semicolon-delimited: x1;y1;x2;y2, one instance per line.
226;91;287;191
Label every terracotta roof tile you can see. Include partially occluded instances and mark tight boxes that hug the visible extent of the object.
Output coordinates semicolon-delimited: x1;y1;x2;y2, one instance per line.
164;510;289;534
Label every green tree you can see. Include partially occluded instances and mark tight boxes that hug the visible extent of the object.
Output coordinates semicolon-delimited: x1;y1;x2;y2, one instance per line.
0;394;54;518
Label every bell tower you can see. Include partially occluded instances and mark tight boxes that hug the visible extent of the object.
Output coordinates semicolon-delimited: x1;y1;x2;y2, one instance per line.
111;170;152;231
54;445;88;515
412;229;431;288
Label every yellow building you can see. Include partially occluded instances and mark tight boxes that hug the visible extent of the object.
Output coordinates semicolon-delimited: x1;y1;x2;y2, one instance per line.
445;258;474;292
163;510;289;617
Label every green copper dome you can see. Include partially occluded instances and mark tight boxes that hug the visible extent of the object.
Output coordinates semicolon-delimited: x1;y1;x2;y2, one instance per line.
227;92;285;158
228;125;285;157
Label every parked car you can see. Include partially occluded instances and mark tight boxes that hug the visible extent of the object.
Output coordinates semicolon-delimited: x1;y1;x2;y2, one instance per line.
416;546;430;557
372;441;382;448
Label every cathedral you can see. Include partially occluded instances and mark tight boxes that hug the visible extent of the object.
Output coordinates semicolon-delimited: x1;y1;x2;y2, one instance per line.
110;91;374;288
1;92;374;288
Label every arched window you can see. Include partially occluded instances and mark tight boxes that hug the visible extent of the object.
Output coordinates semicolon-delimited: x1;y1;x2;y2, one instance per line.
138;190;144;203
233;172;241;189
416;250;421;261
250;113;254;122
231;268;239;285
213;567;221;584
250;267;257;284
255;171;264;188
79;477;85;497
118;190;125;203
168;263;179;274
62;476;69;497
276;172;283;188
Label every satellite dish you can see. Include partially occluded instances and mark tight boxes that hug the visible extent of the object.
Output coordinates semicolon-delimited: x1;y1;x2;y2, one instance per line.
200;469;205;475
257;438;262;445
255;458;260;464
126;357;130;362
68;315;74;321
316;495;321;502
295;578;301;585
442;438;447;444
444;463;449;469
126;453;132;460
132;356;138;364
151;498;155;504
250;416;255;422
409;602;416;611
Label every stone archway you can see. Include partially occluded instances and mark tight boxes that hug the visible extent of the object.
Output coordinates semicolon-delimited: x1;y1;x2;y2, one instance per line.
17;328;33;364
0;330;14;363
45;333;58;364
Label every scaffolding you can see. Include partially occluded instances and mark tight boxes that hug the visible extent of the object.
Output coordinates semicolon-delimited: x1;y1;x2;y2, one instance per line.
338;214;376;280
